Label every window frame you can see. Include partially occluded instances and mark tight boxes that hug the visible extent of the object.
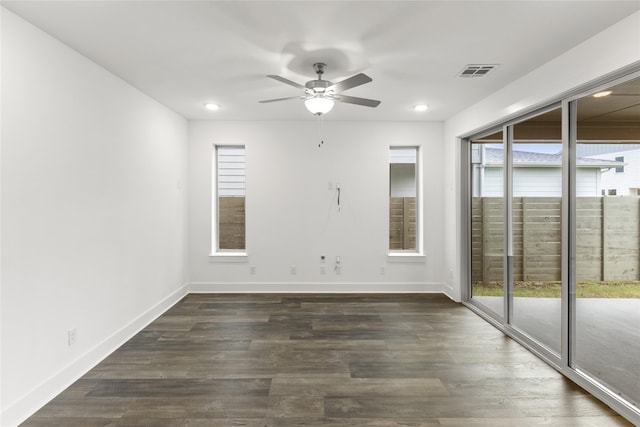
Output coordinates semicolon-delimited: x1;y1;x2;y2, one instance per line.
388;145;423;258
211;144;247;258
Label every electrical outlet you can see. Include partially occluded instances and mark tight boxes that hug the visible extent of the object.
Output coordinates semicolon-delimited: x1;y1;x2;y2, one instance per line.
249;265;256;275
380;266;386;275
320;265;326;274
289;265;297;275
68;328;77;346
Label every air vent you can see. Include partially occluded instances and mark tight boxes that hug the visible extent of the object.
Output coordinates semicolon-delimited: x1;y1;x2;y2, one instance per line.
458;64;499;78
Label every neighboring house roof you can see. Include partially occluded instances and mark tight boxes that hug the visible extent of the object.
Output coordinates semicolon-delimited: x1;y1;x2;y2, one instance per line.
482;147;622;168
577;144;640;157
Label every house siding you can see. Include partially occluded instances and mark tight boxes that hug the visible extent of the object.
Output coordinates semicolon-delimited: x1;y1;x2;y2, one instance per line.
479;167;600;197
591;149;640;195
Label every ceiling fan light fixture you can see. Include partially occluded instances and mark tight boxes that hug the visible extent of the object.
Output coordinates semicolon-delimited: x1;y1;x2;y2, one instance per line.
305;96;334;115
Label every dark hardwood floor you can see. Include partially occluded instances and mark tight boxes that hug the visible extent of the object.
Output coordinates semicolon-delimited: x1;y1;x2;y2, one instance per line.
22;294;631;426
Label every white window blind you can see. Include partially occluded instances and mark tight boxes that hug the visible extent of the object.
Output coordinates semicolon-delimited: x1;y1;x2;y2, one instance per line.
218;147;245;196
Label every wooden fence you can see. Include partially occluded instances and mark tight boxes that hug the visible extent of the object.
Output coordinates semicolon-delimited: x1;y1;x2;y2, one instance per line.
472;197;640;283
390;197;416;250
219;197;245;250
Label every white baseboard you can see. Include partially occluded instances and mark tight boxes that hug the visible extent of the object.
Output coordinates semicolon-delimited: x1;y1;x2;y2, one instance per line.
189;282;444;294
1;284;189;427
442;283;461;303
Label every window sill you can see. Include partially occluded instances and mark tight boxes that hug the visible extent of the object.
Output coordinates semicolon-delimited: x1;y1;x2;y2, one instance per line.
209;253;248;263
387;253;426;263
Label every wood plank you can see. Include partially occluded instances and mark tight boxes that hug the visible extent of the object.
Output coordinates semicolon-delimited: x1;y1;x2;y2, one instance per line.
522;197;562;281
218;196;245;250
21;294;633;426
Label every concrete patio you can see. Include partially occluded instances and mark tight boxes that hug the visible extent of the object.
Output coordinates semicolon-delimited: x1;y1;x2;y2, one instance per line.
471;296;639;408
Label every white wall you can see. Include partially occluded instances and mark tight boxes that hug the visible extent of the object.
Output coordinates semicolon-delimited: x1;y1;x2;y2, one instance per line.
444;10;640;300
189;120;444;292
1;9;189;426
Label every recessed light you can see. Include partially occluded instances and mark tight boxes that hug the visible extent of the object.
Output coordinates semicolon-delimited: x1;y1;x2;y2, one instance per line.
593;90;612;98
413;104;428;112
204;103;220;111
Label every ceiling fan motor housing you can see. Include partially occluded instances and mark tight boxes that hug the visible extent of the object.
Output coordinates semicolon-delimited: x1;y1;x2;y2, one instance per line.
305;79;332;93
306;63;332;93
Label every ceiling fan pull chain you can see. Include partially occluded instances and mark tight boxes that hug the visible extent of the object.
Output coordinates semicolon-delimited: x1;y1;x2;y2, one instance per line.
318;114;325;148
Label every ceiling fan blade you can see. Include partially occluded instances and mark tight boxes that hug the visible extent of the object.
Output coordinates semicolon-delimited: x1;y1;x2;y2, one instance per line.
267;75;305;89
334;94;381;108
327;73;372;93
258;96;302;104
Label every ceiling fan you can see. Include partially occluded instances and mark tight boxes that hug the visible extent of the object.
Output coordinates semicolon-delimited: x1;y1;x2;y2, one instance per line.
259;63;381;115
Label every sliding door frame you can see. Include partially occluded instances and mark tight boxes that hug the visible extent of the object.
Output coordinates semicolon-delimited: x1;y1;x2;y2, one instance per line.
462;64;640;425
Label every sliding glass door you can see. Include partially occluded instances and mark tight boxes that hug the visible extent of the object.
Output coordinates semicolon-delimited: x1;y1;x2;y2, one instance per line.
470;130;505;319
573;77;640;410
510;108;563;355
466;72;640;422
469;108;563;355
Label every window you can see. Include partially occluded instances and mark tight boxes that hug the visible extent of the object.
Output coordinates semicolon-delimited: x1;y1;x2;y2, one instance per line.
615;156;624;173
389;147;418;252
214;146;245;253
608;189;617;196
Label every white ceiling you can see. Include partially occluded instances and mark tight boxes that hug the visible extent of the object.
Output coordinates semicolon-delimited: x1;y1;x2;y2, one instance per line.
4;1;640;122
